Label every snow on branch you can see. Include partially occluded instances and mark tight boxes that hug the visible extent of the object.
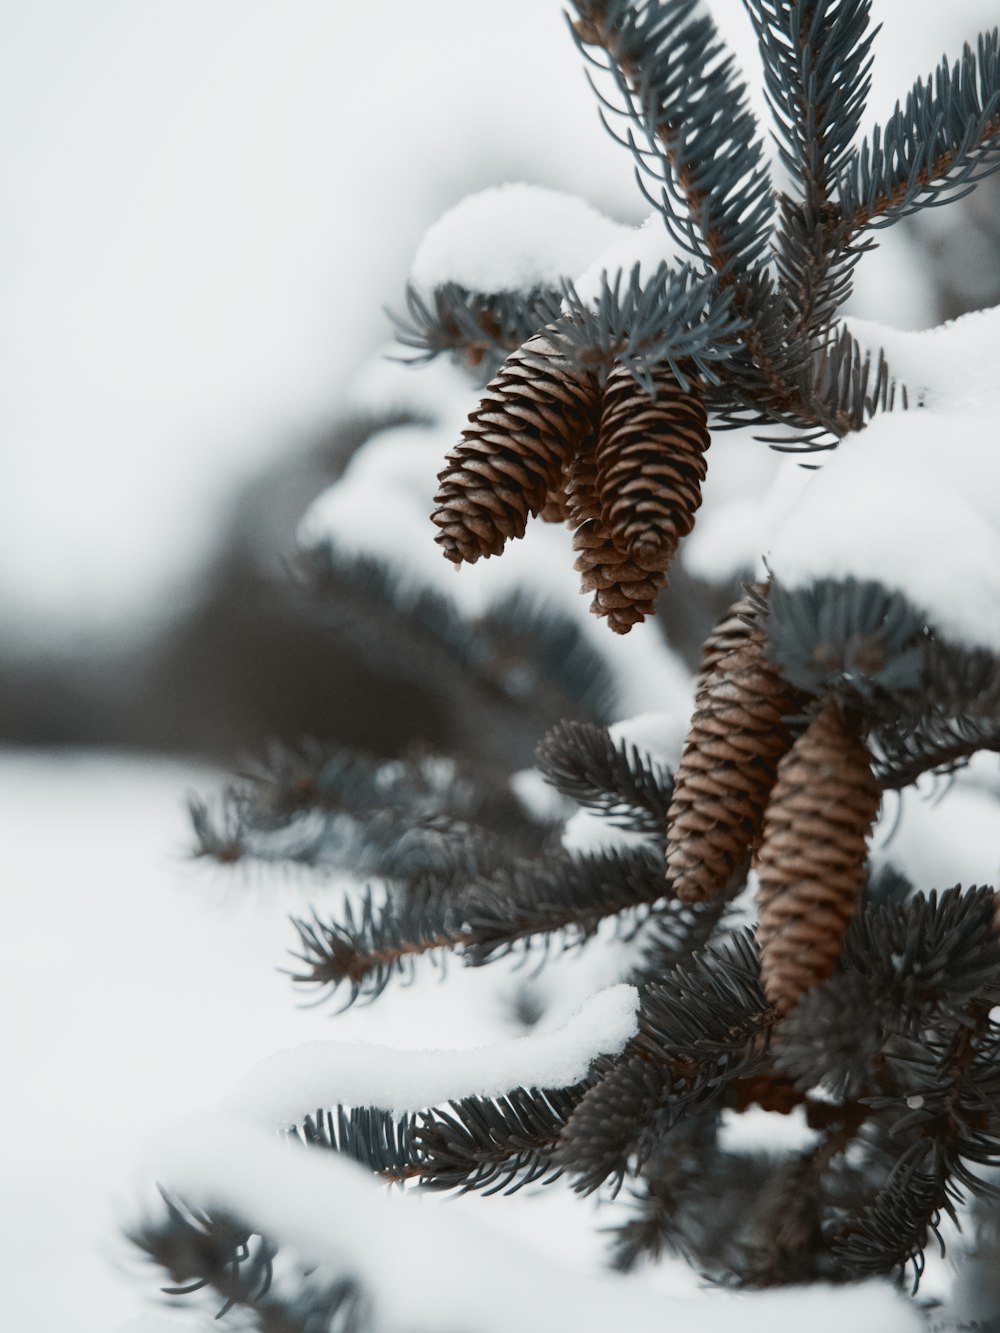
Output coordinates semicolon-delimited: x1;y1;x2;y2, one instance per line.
409;184;630;296
141;1114;923;1333
227;983;640;1124
765;410;1000;653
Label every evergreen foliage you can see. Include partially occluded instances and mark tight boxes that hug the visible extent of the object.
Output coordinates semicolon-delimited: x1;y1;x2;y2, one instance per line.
136;3;1000;1328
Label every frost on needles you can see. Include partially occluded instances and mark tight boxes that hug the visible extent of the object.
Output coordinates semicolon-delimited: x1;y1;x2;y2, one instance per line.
135;3;1000;1330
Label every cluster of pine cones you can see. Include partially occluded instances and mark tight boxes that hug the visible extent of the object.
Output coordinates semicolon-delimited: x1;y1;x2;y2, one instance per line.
431;332;710;634
432;334;881;1014
666;586;882;1015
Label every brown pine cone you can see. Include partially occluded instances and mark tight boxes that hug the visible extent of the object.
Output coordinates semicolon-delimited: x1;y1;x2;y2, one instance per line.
755;702;881;1017
538;488;570;523
695;584;768;694
665;632;804;903
563;437;602;527
573;518;670;635
595;362;710;565
432;333;599;564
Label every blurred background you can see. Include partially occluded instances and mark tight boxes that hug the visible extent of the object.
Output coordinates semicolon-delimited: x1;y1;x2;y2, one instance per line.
3;2;1000;1328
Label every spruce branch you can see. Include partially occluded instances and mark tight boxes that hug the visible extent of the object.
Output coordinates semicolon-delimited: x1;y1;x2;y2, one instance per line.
535;718;673;835
569;0;775;277
837;29;1000;234
764;576;927;698
874;718;1000;791
286;843;676;1006
291;1090;582;1196
291;1106;422;1183
131;1194;368;1332
414;1086;582;1194
748;0;877;193
389;281;563;374
461;843;673;965
558;932;772;1193
746;0;878;334
554;262;745;387
287;889;463;1008
832;1141;952;1285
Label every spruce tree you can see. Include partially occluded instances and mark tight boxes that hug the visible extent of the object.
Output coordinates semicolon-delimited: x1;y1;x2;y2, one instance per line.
132;3;1000;1328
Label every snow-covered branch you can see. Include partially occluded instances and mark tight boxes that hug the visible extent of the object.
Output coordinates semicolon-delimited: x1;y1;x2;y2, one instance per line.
141;1115;922;1333
228;984;640;1124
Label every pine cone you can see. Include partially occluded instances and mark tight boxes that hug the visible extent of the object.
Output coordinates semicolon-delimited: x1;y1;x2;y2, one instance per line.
432;333;599;564
573;518;670;635
539;488;570;523
755;703;881;1017
563;438;602;527
695;584;768;693
595;362;710;564
665;633;803;903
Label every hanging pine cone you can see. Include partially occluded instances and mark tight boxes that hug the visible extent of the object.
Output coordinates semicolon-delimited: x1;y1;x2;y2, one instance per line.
563;438;602;527
432;333;599;564
539;487;570;523
665;631;804;903
755;702;881;1017
595;362;710;565
694;583;769;693
573;518;670;635
563;433;666;634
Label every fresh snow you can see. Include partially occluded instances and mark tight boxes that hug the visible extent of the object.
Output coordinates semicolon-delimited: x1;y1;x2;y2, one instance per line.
228;983;640;1123
141;1115;923;1333
682;437;803;584
850;305;1000;416
0;751;662;1331
570;211;686;304
764;410;1000;653
688;304;1000;645
410;184;631;295
874;780;1000;892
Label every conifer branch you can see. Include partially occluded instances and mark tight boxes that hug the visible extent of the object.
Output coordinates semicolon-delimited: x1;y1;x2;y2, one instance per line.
763;576;927;698
291;1105;423;1183
461;844;673;964
286;843;676;1007
837;30;1000;234
390;281;563;373
414;1087;582;1194
558;932;772;1193
746;0;878;335
569;0;775;277
291;1091;583;1196
554;263;744;386
535;718;673;835
130;1193;367;1332
287;891;464;1007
